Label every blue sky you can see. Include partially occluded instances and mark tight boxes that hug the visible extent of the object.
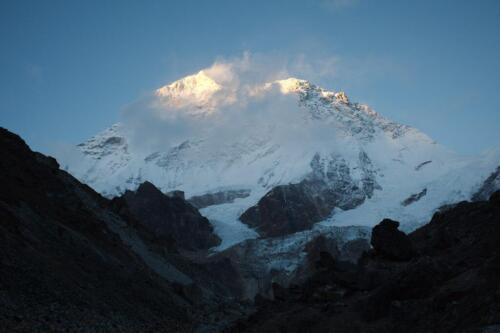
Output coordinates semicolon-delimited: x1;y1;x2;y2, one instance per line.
1;0;499;154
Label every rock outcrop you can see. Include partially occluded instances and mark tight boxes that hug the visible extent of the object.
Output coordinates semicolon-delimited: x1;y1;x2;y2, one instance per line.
240;152;380;237
371;218;414;261
240;182;333;237
113;181;221;251
415;160;432;171
334;91;349;104
188;189;251;209
401;188;427;206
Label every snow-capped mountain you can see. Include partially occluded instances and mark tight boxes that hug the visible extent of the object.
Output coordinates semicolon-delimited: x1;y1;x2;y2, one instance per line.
62;69;500;250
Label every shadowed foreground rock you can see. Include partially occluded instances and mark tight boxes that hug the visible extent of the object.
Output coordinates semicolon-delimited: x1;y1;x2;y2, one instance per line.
230;190;500;333
113;181;221;251
371;218;414;261
0;128;198;331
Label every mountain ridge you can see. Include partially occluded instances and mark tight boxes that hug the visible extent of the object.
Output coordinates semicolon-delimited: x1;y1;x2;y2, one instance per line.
60;72;500;250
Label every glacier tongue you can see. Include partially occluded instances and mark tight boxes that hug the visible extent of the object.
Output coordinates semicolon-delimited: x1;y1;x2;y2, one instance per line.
60;73;500;251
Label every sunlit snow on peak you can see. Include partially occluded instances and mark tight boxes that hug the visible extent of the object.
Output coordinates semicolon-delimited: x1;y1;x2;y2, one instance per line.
156;71;221;101
149;54;357;123
154;69;232;114
275;77;309;94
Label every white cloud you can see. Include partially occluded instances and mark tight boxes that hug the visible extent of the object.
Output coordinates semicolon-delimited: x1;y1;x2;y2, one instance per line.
99;51;402;155
117;52;347;153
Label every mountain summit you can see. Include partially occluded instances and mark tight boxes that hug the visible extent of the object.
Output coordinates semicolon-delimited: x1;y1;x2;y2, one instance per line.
62;70;500;250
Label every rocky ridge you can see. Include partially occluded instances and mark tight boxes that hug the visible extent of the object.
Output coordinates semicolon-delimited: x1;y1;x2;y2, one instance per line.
112;181;221;251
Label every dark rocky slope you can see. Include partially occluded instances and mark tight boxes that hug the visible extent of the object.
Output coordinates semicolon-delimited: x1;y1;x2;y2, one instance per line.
0;127;243;332
231;191;500;333
112;181;221;251
0;128;197;331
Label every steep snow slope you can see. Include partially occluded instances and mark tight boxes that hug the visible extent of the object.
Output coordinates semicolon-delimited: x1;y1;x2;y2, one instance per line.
320;146;500;231
61;72;500;250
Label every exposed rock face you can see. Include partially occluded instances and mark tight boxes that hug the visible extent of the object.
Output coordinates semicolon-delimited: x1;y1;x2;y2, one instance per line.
166;190;185;200
472;165;500;201
230;191;500;333
371;218;414;261
415;160;432;171
401;188;427;206
188;189;251;209
334;91;349;104
240;152;380;237
240;182;331;237
114;181;221;251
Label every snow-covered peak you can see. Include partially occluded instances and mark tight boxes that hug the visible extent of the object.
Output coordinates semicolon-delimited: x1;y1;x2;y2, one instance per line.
274;77;309;94
154;70;235;114
152;71;354;119
153;61;256;115
274;77;348;104
77;123;127;159
60;67;500;251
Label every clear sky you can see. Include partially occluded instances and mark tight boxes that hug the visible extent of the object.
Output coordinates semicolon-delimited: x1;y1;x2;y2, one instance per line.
1;0;499;154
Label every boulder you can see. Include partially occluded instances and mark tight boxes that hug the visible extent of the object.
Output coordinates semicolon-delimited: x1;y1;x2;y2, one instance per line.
117;181;221;251
371;219;414;261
